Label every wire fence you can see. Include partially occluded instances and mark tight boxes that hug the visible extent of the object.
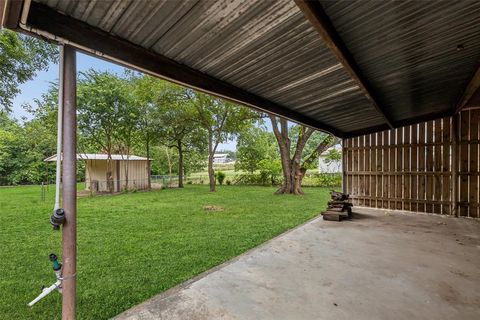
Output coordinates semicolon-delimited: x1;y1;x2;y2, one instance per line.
38;173;341;200
183;172;342;187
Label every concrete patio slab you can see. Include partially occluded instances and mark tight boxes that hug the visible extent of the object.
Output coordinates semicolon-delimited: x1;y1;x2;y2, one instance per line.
114;208;480;320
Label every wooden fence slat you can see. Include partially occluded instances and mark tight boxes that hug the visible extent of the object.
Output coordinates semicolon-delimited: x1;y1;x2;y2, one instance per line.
364;134;370;207
359;135;365;206
341;111;476;218
425;121;434;213
396;127;403;210
460;111;470;217
442;117;451;215
346;138;353;196
376;132;383;208
418;123;426;213
389;130;396;209
469;110;479;218
403;126;411;211
411;124;418;212
433;119;442;214
370;133;377;208
383;131;389;208
353;137;359;206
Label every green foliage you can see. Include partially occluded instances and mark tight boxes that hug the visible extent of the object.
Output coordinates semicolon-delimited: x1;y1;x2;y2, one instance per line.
0;114;27;184
288;125;334;169
130;75;207;181
193;93;259;145
0;30;57;112
77;70;135;154
258;158;283;185
215;171;226;185
235;126;277;173
192;92;260;190
22;84;61;183
303;173;342;188
324;147;342;165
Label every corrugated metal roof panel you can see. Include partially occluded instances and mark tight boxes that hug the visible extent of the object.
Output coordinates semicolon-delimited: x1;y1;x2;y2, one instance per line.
34;0;385;134
320;0;480;122
45;154;150;162
32;0;480;136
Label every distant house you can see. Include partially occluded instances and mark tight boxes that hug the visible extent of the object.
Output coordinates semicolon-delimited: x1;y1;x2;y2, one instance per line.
318;146;342;173
212;153;232;164
45;153;151;192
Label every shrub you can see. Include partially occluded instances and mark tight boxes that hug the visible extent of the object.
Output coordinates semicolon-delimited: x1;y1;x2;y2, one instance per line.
215;171;226;185
303;173;342;187
226;179;231;185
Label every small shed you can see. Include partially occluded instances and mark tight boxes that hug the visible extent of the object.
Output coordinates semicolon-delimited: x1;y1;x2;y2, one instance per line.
45;153;151;192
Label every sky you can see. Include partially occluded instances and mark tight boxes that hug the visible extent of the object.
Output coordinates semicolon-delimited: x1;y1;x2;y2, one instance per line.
11;52;237;151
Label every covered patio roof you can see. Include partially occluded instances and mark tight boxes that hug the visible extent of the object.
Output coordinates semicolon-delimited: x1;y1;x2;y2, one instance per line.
2;0;480;138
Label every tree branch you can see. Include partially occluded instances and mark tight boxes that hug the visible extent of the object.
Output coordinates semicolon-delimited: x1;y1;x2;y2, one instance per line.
301;135;336;168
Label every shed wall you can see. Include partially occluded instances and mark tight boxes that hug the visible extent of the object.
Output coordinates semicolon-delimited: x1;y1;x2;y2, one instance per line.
85;160;109;192
343;109;479;218
117;160;149;191
85;159;150;192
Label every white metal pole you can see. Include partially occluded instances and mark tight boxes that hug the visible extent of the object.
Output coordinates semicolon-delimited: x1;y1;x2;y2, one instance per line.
54;45;64;210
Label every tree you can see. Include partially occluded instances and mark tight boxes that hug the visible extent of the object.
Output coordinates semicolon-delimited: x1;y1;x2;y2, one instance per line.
258;158;282;186
235;125;276;174
324;147;342;171
270;115;337;195
0;30;57;112
22;83;60;184
77;70;133;192
193;93;258;192
157;84;205;188
0;113;27;184
131;74;164;189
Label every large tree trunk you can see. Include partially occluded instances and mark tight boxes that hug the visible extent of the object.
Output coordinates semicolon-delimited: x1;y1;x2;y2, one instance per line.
270;116;326;195
177;140;184;188
106;159;114;193
277;139;293;194
207;133;216;192
105;144;114;193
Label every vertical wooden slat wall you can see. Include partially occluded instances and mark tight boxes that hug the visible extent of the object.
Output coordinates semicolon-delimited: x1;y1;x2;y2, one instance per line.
458;109;480;218
343;110;479;217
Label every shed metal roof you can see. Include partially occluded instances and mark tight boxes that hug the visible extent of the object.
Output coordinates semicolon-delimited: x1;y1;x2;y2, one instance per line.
3;0;480;138
45;154;150;162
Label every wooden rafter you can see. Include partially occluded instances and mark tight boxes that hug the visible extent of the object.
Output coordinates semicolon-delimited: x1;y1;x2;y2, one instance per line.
295;0;394;129
344;109;455;138
455;65;480;113
0;0;23;29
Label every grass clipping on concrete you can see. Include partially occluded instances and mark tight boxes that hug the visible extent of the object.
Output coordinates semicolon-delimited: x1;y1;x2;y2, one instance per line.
0;184;329;319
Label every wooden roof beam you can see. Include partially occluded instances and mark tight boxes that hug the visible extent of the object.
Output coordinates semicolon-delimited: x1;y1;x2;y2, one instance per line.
455;65;480;113
0;0;23;29
295;0;394;129
344;109;454;138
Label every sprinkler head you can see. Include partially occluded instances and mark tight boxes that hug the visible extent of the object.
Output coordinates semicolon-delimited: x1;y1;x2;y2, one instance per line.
49;253;62;271
50;208;65;230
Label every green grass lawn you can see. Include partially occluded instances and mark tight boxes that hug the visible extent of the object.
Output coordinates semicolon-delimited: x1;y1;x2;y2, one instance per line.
0;184;329;319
